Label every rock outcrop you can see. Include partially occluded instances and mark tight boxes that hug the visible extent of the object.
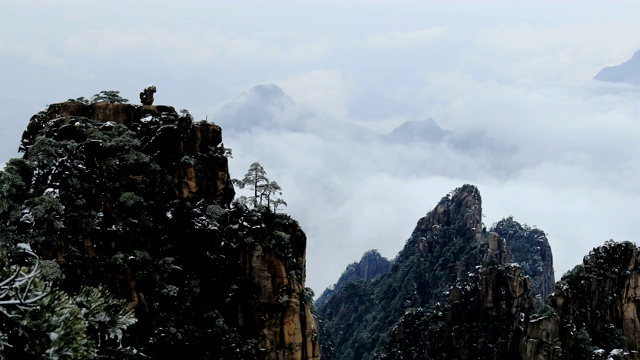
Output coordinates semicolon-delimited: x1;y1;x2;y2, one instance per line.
493;216;555;301
318;185;509;360
524;240;640;359
10;98;319;359
318;183;639;359
318;184;636;360
139;85;156;105
379;263;533;359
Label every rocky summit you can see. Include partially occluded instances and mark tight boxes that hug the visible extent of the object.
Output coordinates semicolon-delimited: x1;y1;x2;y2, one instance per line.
318;184;637;360
2;96;319;359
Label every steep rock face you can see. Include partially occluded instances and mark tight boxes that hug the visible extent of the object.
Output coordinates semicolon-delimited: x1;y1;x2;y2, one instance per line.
21;102;232;206
384;239;640;360
318;185;505;360
8;100;319;359
377;238;640;359
493;216;555;301
315;249;391;309
235;216;320;360
379;263;533;359
524;241;640;359
318;185;571;360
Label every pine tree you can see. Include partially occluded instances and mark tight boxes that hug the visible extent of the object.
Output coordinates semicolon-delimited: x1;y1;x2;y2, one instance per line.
91;90;129;104
263;181;287;212
233;163;287;211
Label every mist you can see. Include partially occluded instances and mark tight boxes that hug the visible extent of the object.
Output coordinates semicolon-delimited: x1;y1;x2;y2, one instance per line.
2;0;640;293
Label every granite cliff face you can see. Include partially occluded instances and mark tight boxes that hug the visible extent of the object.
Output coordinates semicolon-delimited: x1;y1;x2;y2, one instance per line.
319;184;639;359
21;102;233;208
318;185;521;360
524;240;640;359
8;98;319;359
493;216;555;301
379;263;533;359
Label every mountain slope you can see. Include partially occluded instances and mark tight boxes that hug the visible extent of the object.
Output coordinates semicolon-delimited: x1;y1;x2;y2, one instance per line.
318;184;639;359
318;185;511;360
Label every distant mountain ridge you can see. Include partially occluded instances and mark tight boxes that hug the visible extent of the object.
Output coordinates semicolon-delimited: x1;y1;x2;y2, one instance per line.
594;50;640;84
315;249;391;310
386;118;448;143
213;83;302;131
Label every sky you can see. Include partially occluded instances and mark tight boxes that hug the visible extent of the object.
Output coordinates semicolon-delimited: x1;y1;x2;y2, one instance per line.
2;0;640;294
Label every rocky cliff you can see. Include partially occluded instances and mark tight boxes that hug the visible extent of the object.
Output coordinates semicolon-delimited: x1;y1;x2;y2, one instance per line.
378;262;533;359
319;184;640;359
5;97;319;359
318;185;514;360
493;216;555;301
524;240;640;359
315;185;497;359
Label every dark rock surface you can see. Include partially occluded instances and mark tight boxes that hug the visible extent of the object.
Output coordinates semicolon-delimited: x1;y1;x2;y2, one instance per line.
493;216;555;301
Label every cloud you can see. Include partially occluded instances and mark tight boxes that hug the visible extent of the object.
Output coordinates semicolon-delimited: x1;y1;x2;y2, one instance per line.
276;69;355;120
4;0;640;298
220;65;640;293
0;33;68;67
464;22;640;83
367;27;447;48
63;26;329;64
480;171;640;278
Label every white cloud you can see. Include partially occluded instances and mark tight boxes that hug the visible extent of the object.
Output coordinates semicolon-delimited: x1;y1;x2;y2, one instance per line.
480;172;640;278
63;25;329;64
367;27;447;48
465;22;640;83
276;69;354;120
0;34;68;67
223;64;640;292
4;0;640;297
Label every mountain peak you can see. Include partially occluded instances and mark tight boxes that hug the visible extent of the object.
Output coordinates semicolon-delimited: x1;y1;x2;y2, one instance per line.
315;249;391;309
387;117;448;143
246;83;287;98
237;83;293;106
594;49;640;84
213;83;297;131
412;184;483;242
